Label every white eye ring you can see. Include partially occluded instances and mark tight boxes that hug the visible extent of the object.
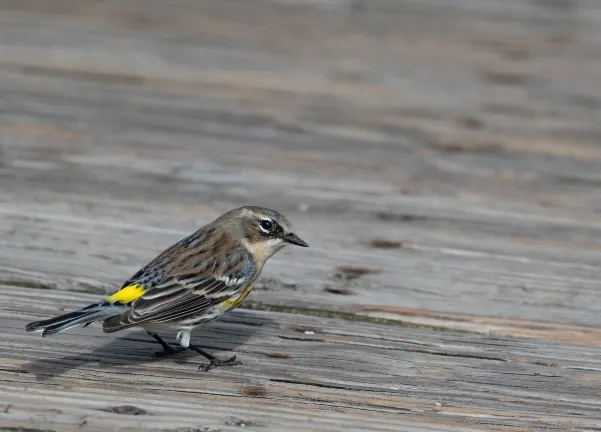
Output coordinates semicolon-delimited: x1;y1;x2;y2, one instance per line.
259;219;274;233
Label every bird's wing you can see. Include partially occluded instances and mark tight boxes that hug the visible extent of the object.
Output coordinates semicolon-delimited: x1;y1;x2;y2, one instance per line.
134;272;250;321
103;265;255;332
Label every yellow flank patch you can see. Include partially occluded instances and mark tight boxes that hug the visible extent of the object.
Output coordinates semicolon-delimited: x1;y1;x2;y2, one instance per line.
107;284;145;304
222;284;254;309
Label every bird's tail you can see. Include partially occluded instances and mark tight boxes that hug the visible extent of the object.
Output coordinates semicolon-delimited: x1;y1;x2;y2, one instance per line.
25;301;125;337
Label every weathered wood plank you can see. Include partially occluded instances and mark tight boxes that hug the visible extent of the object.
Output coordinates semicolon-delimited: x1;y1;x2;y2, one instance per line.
3;87;601;330
1;1;601;329
2;286;601;431
1;1;601;430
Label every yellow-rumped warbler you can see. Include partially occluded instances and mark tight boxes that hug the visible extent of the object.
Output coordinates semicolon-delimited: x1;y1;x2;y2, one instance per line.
25;206;308;371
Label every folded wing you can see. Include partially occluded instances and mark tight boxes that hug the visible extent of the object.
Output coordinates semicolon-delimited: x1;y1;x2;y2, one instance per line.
103;272;252;332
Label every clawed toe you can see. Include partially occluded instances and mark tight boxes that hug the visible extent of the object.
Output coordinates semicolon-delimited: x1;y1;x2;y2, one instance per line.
198;355;242;372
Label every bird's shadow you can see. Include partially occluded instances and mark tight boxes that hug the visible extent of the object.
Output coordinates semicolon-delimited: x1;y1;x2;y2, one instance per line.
22;311;275;381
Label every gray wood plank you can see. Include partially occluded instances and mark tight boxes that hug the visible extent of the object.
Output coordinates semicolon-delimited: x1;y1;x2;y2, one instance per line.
1;1;601;430
2;286;601;431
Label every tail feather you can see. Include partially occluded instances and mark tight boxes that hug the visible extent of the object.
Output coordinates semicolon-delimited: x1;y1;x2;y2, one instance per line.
25;302;125;337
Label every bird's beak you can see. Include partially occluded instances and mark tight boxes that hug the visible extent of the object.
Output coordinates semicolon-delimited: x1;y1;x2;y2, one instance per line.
284;232;309;247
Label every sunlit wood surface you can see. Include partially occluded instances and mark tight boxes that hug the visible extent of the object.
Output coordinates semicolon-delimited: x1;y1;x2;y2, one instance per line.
1;0;601;430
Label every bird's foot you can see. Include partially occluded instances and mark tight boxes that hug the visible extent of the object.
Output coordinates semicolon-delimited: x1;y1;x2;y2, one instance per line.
198;355;242;372
188;343;242;371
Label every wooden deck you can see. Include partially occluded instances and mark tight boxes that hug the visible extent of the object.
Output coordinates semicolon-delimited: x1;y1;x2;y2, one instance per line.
2;0;601;430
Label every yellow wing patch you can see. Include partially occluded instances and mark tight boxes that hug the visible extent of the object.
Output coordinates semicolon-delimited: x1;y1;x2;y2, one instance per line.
221;284;254;309
107;284;145;304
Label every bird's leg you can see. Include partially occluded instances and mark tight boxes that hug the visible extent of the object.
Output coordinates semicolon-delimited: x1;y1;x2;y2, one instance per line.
149;330;241;371
176;329;240;371
188;344;242;372
148;331;185;359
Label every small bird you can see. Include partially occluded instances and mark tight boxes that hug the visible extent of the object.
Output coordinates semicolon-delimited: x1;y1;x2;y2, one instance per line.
25;206;308;371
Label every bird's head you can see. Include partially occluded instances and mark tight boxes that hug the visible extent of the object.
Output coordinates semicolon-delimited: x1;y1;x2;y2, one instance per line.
223;206;309;262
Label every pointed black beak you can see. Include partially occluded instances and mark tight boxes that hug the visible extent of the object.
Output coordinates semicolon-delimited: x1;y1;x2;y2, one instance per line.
284;232;309;247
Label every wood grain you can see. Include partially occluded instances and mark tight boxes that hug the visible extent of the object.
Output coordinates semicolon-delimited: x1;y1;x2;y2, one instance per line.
3;286;601;431
1;0;601;430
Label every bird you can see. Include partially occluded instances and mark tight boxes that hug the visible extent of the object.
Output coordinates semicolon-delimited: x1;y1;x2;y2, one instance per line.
25;206;309;371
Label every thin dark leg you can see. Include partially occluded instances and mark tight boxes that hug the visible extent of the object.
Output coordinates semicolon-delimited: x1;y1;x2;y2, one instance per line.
188;344;242;372
148;331;185;359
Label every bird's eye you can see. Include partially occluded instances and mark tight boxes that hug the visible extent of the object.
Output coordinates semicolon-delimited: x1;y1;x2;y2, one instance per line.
260;219;273;231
